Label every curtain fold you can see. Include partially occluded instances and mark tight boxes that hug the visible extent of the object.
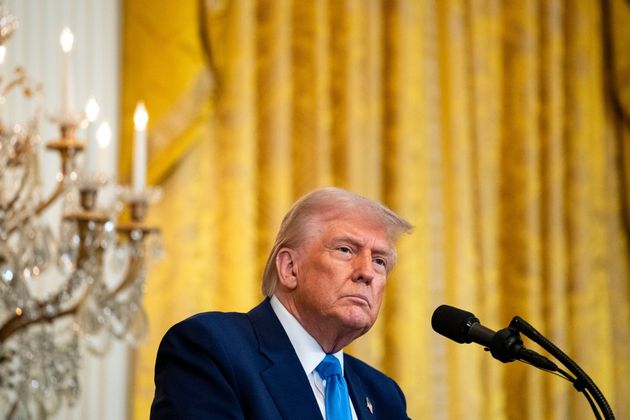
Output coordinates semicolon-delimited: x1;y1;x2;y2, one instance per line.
380;2;430;415
539;3;569;419
121;1;630;419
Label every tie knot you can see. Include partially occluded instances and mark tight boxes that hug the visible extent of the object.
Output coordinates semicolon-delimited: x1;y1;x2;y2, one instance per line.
316;354;342;379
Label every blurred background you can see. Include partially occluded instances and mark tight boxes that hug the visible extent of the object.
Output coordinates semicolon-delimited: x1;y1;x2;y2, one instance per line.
2;0;630;419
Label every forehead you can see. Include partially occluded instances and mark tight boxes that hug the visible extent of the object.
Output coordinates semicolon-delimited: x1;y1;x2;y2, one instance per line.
310;210;393;249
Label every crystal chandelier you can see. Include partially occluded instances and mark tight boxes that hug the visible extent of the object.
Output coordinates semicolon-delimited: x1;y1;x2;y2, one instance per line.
0;5;161;418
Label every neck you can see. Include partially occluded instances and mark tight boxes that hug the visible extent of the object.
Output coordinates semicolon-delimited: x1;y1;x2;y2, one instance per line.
275;294;365;353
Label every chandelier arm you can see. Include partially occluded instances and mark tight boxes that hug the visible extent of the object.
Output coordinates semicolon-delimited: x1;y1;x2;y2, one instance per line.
0;213;105;344
35;142;80;215
1;155;34;217
0;179;21;213
0;290;88;343
4;189;42;235
30;138;84;222
0;226;121;344
34;178;65;215
1;70;27;97
5;147;70;235
108;250;144;298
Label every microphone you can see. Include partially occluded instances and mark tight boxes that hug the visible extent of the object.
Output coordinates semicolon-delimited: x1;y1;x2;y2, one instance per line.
431;304;558;371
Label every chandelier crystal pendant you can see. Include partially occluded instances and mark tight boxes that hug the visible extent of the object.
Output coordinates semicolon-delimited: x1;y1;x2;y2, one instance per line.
0;5;162;419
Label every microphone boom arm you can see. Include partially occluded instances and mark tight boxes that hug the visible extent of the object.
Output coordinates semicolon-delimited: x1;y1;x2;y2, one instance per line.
509;316;615;420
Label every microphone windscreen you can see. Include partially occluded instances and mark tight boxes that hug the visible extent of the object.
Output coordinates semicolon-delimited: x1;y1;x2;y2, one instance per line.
431;304;478;344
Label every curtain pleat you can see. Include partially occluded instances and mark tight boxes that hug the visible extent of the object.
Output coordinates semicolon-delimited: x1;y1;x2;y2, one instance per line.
539;2;569;418
255;0;293;280
290;0;333;193
213;0;259;309
499;2;544;419
380;1;430;416
468;1;505;418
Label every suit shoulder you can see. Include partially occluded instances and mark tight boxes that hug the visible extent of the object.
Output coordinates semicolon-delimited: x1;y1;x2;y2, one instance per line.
186;310;249;328
161;310;253;347
174;310;247;328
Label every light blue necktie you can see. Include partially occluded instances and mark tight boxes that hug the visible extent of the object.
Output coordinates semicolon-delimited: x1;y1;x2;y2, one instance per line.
316;354;352;420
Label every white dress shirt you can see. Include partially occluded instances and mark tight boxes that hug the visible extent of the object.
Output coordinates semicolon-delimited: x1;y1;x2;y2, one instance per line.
270;296;358;420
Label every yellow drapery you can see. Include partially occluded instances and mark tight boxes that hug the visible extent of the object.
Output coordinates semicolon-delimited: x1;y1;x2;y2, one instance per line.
121;1;630;419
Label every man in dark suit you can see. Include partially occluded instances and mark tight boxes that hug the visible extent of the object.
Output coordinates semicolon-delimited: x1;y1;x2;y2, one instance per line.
151;187;412;419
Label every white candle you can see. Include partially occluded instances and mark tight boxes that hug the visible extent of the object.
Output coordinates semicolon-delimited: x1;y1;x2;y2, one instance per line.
96;121;112;176
60;27;75;115
84;96;100;174
133;101;148;192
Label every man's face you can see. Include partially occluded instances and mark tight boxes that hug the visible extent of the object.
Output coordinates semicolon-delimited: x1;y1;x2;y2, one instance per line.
290;211;394;342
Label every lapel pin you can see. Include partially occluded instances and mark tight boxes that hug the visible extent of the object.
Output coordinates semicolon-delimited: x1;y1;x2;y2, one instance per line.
366;396;373;414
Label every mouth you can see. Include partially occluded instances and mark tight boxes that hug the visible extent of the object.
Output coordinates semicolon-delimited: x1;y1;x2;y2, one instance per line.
344;294;371;308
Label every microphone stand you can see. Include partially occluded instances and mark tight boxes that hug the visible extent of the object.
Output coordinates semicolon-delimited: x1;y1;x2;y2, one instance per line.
506;316;615;420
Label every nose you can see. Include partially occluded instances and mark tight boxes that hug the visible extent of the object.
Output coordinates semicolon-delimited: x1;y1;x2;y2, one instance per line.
352;251;375;284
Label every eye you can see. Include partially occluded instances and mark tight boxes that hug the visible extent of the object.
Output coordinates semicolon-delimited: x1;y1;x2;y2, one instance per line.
338;246;352;254
373;257;387;268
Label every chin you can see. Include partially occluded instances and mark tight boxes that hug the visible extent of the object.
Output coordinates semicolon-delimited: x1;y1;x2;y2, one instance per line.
338;309;375;332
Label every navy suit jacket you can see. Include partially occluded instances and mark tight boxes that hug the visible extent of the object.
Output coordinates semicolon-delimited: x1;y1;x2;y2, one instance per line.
150;299;409;419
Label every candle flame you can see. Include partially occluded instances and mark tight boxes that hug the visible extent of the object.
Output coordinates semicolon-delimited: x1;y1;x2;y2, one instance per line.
60;27;74;52
134;101;148;131
97;122;112;148
85;96;100;122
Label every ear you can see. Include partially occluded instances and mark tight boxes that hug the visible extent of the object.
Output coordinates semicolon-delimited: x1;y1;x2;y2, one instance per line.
276;248;299;290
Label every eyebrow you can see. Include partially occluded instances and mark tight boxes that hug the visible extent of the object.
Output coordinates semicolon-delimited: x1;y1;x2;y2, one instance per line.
331;235;395;260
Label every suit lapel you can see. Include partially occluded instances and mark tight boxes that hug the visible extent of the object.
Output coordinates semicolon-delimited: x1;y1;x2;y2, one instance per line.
248;300;323;420
344;357;374;420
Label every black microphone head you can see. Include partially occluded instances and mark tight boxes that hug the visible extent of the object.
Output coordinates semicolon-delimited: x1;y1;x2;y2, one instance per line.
431;304;479;344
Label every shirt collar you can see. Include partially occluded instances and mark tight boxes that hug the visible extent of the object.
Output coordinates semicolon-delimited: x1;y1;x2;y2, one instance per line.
270;295;344;376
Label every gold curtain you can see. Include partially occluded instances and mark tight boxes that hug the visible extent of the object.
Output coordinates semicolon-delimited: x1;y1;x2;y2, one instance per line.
121;0;630;419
